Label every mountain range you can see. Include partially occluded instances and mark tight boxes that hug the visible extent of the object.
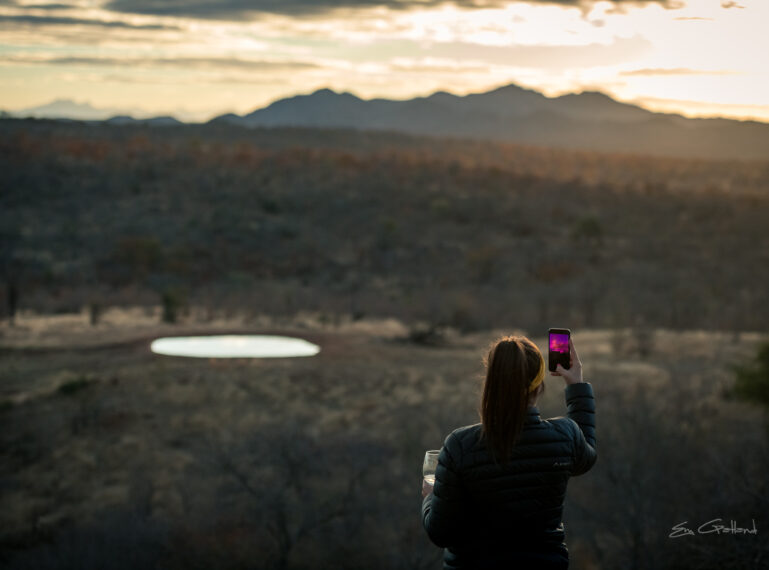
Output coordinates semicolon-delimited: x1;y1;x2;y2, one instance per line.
6;99;191;124
211;84;769;160
7;85;769;160
7;99;124;121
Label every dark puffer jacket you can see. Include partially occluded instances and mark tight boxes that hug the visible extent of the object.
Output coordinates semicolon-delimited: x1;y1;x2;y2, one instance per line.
422;382;597;569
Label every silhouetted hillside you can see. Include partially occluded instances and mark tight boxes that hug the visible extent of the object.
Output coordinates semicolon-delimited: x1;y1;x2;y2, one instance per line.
204;83;769;160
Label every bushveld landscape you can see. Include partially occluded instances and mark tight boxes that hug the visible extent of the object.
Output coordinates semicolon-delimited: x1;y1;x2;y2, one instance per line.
3;120;769;334
2;119;769;569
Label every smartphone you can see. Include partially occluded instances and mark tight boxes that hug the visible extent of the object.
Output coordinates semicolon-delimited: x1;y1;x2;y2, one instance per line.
548;328;571;372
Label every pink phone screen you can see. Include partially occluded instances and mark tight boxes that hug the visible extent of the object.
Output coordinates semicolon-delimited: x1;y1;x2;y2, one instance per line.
549;334;569;354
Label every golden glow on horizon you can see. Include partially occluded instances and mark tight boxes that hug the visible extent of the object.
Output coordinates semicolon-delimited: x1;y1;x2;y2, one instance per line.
0;0;767;122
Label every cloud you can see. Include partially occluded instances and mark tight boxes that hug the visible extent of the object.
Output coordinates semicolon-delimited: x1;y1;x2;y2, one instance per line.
97;72;313;86
0;14;179;30
24;3;78;8
103;0;680;21
673;16;714;21
620;68;737;76
632;95;769;121
354;35;653;70
720;1;745;8
0;0;79;5
2;54;318;72
104;0;485;19
538;0;679;7
389;58;490;73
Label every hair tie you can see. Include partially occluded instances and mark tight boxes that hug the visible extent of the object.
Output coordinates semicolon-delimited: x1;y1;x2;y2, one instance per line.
528;353;545;392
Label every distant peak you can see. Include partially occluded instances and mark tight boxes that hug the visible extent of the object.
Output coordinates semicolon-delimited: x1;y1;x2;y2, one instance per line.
45;99;98;108
559;90;613;100
578;90;612;98
428;90;456;99
486;83;536;95
308;88;361;101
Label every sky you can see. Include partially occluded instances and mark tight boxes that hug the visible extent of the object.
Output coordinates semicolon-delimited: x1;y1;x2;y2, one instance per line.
1;0;767;122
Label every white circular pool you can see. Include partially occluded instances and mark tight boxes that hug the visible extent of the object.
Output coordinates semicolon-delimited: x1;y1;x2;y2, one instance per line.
150;335;321;358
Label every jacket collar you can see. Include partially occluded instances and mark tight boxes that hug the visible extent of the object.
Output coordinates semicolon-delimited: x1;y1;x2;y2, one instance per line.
525;405;542;424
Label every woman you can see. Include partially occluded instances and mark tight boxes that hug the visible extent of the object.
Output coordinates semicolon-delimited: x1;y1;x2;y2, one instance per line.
421;335;596;569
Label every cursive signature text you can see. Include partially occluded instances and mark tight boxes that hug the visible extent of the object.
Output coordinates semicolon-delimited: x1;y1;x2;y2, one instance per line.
669;519;757;538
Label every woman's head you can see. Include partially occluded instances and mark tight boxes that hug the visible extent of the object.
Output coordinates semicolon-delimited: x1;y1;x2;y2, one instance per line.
480;335;545;463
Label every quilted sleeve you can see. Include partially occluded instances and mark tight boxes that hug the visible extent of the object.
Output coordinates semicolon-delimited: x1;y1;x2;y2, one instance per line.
421;431;468;547
565;382;597;476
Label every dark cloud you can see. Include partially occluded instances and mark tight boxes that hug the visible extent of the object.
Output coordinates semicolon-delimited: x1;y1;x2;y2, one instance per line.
104;0;451;19
0;14;179;30
103;0;680;21
0;0;80;6
25;3;78;8
4;54;318;71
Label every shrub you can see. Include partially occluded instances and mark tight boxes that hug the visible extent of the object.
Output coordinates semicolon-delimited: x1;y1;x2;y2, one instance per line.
570;216;603;243
405;322;447;346
465;245;498;283
88;302;102;326
161;287;187;324
57;375;95;396
114;236;163;277
732;342;769;408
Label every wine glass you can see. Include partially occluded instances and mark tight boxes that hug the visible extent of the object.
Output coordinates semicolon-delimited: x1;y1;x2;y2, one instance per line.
423;450;440;486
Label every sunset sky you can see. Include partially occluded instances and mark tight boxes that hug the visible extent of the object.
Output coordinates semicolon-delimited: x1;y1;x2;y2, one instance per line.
1;0;767;122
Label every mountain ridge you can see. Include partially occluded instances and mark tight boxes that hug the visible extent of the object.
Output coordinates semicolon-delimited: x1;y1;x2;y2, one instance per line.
6;83;769;159
216;84;769;160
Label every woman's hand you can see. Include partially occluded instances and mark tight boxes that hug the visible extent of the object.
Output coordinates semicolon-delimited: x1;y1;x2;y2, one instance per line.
422;479;434;498
550;337;583;385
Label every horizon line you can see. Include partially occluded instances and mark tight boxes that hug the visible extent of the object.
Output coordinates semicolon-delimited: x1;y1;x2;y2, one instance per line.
4;81;769;126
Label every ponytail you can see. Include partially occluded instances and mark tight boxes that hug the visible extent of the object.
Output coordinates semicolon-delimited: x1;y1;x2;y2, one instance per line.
479;336;544;463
